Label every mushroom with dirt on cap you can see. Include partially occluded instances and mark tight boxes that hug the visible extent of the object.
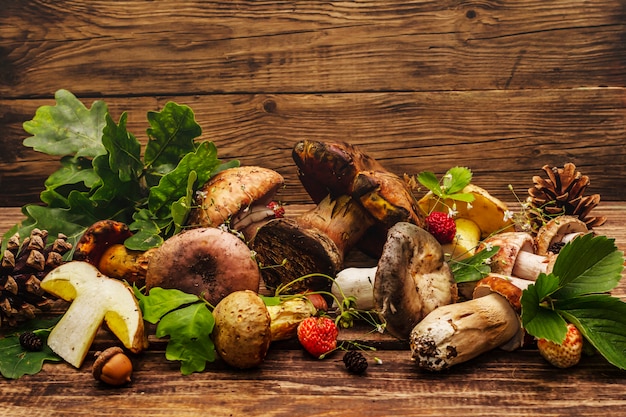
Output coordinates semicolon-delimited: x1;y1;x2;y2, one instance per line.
373;222;458;340
410;274;525;371
187;165;285;242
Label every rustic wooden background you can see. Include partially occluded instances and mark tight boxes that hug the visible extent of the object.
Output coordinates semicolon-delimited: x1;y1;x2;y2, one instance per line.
1;0;625;210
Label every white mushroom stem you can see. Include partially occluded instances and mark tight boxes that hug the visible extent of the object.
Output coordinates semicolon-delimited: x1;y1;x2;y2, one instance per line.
331;266;378;310
511;250;554;281
410;293;521;371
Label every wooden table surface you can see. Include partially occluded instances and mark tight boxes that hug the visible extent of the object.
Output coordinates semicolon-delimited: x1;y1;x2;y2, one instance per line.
0;203;625;417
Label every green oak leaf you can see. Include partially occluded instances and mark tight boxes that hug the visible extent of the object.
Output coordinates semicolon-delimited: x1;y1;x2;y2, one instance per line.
23;89;107;158
148;141;238;214
143;102;202;187
0;317;62;379
102;112;143;183
44;155;99;191
156;303;216;375
135;286;201;324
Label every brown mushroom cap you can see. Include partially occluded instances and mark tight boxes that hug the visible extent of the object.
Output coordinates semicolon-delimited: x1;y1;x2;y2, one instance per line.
479;232;535;276
535;215;589;256
73;220;133;265
187;166;284;232
472;274;523;313
374;222;458;340
145;227;261;306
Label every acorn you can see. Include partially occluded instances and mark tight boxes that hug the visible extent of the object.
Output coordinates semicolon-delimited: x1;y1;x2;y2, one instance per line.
92;347;133;386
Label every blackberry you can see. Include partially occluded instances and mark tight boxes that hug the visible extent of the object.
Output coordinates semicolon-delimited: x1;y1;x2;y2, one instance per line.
342;350;368;374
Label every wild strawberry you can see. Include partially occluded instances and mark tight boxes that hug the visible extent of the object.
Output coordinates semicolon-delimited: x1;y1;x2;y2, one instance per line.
425;211;456;244
537;323;583;368
267;201;285;218
297;316;338;358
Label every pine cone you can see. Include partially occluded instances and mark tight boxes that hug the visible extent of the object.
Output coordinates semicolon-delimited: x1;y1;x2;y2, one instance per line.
0;229;72;328
526;163;607;231
343;350;368;374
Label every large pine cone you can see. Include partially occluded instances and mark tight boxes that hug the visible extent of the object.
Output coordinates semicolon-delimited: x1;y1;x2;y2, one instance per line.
0;229;72;328
527;163;607;230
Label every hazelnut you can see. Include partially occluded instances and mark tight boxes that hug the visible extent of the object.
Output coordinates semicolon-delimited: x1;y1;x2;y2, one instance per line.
92;347;133;386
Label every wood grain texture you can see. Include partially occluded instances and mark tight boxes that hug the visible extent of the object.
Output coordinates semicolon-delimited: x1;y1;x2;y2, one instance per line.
1;89;625;206
1;0;625;205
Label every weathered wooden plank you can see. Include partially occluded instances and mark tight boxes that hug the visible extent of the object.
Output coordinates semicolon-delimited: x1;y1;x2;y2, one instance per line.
1;89;624;206
1;0;625;97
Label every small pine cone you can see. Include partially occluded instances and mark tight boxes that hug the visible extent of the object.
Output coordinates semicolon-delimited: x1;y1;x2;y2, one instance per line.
527;163;607;231
0;229;72;328
19;331;44;351
343;350;368;374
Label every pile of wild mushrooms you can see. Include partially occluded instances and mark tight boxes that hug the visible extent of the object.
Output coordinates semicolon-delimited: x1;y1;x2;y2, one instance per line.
71;139;595;371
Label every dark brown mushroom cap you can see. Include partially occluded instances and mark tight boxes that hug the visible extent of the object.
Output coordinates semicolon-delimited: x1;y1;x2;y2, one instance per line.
73;220;133;265
187;166;284;229
374;222;458;340
145;227;261;306
292;140;384;203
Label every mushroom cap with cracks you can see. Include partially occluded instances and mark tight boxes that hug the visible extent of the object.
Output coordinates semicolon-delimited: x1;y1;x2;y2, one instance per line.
374;222;457;340
145;227;261;306
535;215;589;256
187;166;284;241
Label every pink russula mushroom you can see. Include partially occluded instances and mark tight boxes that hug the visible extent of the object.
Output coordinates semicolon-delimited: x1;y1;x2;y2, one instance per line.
145;227;261;306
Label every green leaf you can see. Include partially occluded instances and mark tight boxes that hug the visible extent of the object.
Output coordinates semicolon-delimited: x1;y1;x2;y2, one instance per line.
44;156;99;191
552;234;624;298
156;303;216;374
443;166;472;195
148;141;232;214
165;336;216;375
138;287;201;324
102;112;143;183
556;294;626;370
0;317;62;379
450;245;500;283
416;171;441;196
446;192;475;203
143;102;201;187
23;89;107;158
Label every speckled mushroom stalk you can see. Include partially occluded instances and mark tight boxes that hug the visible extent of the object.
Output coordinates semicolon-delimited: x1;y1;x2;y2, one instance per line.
251;140;423;296
410;274;524;371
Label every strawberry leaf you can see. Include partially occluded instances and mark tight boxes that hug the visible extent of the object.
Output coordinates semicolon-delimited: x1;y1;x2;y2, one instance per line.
556;294;626;370
443;166;472;195
521;235;626;368
552;233;624;298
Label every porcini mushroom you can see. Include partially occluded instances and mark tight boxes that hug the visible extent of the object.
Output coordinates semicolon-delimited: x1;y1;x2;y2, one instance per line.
145;227;261;306
374;222;458;340
187;166;285;241
409;274;524;371
251;140;423;295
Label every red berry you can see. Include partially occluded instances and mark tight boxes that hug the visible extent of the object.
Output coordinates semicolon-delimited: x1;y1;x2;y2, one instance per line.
297;316;338;358
537;323;583;368
425;212;456;244
267;201;285;218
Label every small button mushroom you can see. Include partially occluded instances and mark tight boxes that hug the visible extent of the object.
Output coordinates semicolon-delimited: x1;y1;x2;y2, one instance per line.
187;166;285;242
212;290;272;369
535;215;589;256
409;274;524;371
251;140;423;296
374;222;458;340
145;227;262;307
